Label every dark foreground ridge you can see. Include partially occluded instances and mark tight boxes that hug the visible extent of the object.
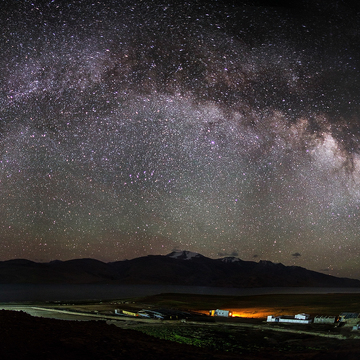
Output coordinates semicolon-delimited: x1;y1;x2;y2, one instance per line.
0;309;239;360
0;250;359;287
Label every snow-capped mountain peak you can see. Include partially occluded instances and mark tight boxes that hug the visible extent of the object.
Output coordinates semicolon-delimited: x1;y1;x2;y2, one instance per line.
167;251;203;260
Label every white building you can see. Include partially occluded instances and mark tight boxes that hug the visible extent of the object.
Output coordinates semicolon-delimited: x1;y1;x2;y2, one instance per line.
314;316;336;324
295;313;310;320
267;314;312;324
209;309;232;317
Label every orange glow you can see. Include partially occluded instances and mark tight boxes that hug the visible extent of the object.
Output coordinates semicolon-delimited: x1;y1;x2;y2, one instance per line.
231;310;271;318
199;308;276;319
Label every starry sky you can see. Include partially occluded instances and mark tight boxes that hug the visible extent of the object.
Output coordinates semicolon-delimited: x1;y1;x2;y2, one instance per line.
1;0;360;279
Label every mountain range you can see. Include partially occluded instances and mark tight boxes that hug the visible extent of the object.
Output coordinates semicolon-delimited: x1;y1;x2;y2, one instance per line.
0;251;359;288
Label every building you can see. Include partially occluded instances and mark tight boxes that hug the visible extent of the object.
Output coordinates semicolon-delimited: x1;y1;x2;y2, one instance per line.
114;308;192;320
314;316;337;324
295;313;310;320
115;309;139;317
138;310;165;319
209;309;232;317
338;312;360;325
267;314;312;324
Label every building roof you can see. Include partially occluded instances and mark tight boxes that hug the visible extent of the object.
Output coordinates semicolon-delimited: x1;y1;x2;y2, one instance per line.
339;312;359;319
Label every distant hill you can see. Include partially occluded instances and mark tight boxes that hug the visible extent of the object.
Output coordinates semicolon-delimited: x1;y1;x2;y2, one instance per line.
0;251;359;288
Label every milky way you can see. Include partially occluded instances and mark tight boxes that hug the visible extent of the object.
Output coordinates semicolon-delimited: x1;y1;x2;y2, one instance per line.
1;0;360;278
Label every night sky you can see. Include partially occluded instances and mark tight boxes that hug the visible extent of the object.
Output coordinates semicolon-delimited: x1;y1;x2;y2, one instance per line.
1;0;360;279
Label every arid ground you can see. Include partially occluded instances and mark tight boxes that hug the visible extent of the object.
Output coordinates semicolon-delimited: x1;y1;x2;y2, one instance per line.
2;292;360;359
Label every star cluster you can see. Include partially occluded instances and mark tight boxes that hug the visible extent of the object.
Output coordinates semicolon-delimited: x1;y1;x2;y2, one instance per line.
1;0;360;278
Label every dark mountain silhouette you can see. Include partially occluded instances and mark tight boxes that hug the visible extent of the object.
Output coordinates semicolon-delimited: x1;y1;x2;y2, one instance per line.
0;251;359;287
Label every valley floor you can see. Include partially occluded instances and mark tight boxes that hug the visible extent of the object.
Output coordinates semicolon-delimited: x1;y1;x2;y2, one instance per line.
1;302;360;359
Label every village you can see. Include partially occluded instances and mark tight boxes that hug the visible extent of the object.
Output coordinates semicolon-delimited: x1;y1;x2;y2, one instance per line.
3;289;360;355
112;306;360;331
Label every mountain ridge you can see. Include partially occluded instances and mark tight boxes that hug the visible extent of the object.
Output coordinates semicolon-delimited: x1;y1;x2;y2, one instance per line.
0;250;359;288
